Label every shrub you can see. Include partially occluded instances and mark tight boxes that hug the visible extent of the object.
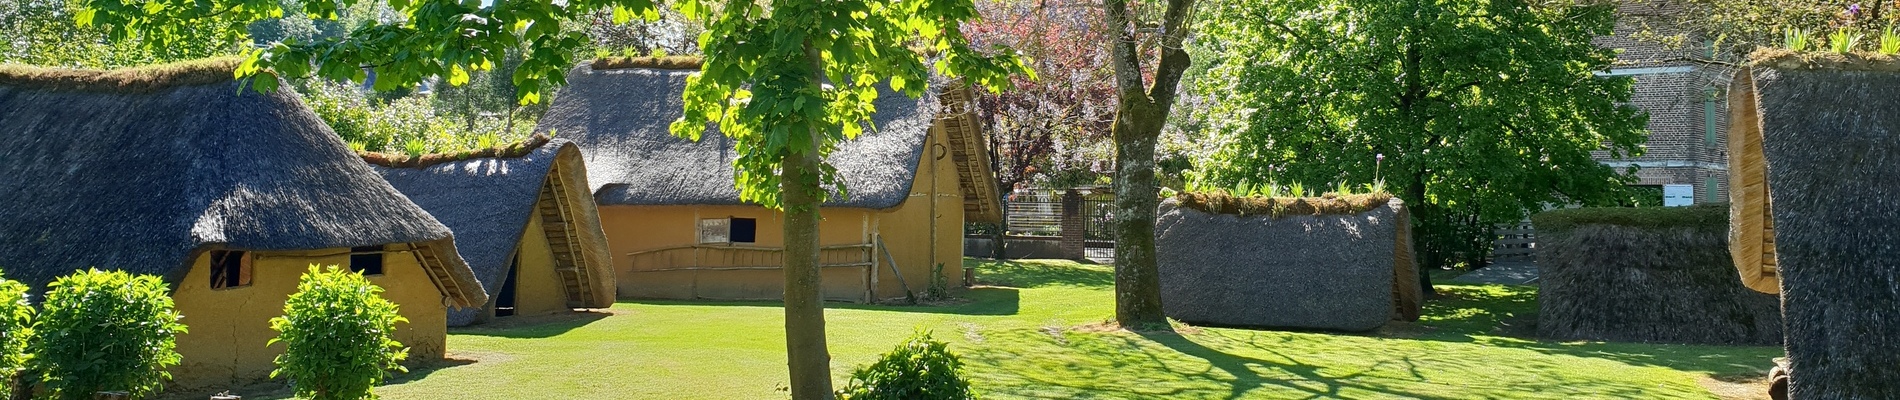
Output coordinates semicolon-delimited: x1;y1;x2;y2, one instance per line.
270;265;409;400
0;272;31;396
31;269;185;400
836;331;974;400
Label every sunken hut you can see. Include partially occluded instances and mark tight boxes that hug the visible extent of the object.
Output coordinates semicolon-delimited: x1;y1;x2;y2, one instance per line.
1532;205;1781;345
533;59;1002;302
369;136;616;326
1153;193;1421;332
1726;50;1900;398
0;60;488;389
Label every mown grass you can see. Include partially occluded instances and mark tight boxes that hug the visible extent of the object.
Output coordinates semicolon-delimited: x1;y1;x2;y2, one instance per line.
216;259;1781;399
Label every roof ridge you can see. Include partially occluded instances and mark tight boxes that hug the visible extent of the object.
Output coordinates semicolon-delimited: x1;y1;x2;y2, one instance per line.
359;134;555;169
0;57;245;93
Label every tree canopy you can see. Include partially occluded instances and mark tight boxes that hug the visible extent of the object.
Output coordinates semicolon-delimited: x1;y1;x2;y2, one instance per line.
1190;0;1648;272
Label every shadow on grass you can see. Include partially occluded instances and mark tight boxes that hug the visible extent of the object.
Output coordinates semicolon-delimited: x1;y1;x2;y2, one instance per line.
1414;283;1779;379
387;356;480;384
616;286;1023;316
966;258;1113;289
451;310;612;338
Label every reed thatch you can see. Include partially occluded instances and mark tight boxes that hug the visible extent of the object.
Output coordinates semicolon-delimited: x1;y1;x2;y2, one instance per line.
0;62;487;307
533;64;968;211
1731;62;1900;398
1154;197;1416;332
1532;205;1781;345
372;139;616;326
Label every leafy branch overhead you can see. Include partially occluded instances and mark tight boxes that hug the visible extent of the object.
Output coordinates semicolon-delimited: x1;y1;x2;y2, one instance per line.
80;0;668;103
665;0;1032;208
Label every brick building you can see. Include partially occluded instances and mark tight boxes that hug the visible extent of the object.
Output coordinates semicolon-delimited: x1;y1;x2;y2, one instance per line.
1595;1;1730;204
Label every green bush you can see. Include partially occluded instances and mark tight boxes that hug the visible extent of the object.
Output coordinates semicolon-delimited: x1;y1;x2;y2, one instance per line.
836;331;974;400
31;269;185;400
270;265;410;400
0;272;31;396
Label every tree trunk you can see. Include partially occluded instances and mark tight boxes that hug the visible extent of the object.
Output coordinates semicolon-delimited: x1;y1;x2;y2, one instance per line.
782;44;834;400
782;147;833;399
1112;102;1168;329
1404;172;1437;297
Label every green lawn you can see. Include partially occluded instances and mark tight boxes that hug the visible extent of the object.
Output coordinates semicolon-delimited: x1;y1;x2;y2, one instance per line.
241;259;1781;399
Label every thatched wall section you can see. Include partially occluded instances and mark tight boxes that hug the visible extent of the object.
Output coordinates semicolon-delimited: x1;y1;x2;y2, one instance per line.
1154;196;1416;332
1532;205;1781;345
1731;56;1900;398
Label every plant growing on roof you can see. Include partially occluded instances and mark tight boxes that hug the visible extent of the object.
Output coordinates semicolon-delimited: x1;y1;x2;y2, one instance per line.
1786;27;1815;51
1829;27;1864;53
0;272;31;398
31;269;185;400
270;265;409;400
1880;26;1900;54
836;331;974;400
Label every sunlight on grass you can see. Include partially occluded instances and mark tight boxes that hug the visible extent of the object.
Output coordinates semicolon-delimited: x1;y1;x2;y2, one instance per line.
282;259;1783;399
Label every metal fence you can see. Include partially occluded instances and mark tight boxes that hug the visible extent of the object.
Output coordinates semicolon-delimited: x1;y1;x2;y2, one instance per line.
1004;187;1117;242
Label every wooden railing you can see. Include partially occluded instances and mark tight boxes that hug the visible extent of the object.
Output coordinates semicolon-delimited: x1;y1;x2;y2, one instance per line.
625;243;882;302
1493;221;1536;262
626;243;874;272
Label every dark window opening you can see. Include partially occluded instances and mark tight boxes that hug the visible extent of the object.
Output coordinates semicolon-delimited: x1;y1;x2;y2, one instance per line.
210;250;252;289
730;218;758;243
350;246;385;276
496;253;520;317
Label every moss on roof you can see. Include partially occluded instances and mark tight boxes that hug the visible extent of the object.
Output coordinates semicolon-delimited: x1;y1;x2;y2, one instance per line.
360;134;554;169
1749;48;1900;72
590;56;705;71
1173;191;1394;218
0;57;243;92
1531;203;1729;234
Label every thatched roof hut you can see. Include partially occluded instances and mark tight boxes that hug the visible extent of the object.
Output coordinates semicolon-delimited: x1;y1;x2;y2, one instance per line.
1154;193;1418;332
1532;205;1781;345
535;61;1001;220
1727;50;1900;398
0;60;485;307
531;60;1000;303
370;137;616;326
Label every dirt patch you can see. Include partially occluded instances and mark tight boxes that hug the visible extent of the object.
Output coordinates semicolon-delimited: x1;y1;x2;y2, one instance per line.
1700;372;1771;400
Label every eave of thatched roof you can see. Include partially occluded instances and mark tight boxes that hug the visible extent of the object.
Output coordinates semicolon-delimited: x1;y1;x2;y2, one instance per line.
935;85;1004;223
0;62;488;308
533;64;941;209
372;138;615;325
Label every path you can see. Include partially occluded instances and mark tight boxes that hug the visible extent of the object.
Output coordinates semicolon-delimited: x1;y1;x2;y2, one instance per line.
1450;260;1539;285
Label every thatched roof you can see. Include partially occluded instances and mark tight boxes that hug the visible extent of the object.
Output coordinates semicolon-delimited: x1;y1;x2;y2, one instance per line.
1737;63;1900;397
1154;197;1413;332
371;138;616;325
0;61;488;308
1532;205;1781;346
534;64;1000;216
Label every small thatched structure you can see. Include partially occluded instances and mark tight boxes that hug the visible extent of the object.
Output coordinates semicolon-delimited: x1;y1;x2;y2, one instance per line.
370;138;617;326
533;63;1001;302
1532;205;1781;345
1154;195;1418;332
1727;50;1900;398
0;59;486;388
